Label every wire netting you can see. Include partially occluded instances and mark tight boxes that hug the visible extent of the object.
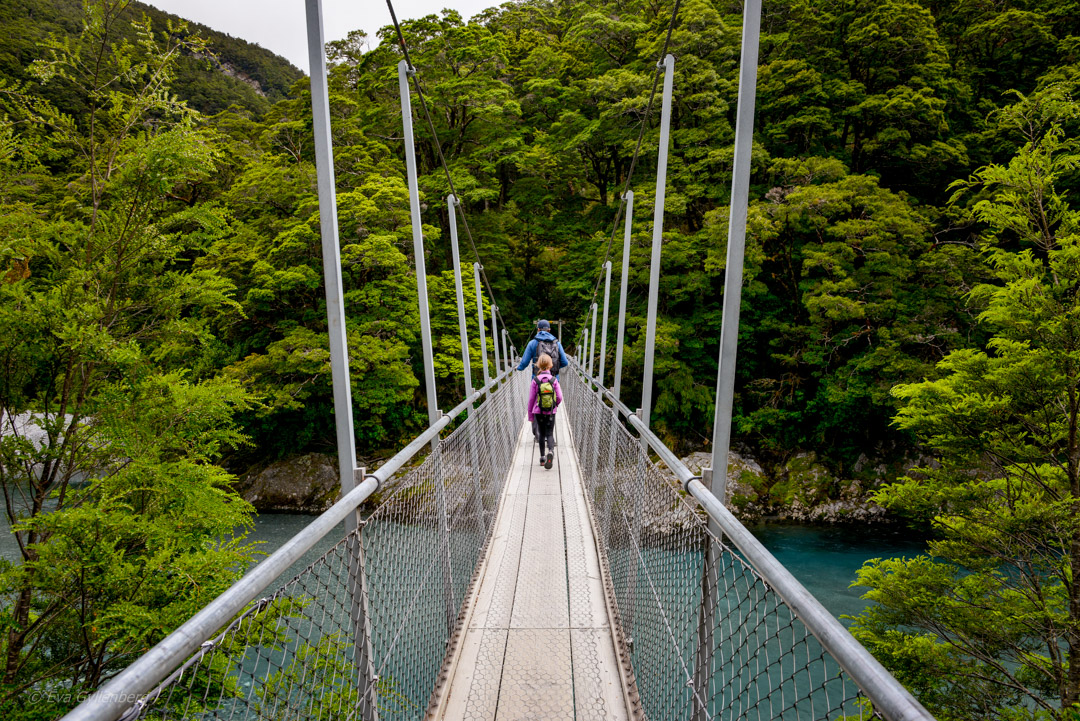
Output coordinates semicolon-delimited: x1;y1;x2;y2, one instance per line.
562;367;880;721
118;371;527;721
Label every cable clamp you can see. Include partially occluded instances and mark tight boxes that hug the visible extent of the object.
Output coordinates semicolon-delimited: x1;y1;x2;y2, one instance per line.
684;474;701;494
405;64;417;77
363;472;382;493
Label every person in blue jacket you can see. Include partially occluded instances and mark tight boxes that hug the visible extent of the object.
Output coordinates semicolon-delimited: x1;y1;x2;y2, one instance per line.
518;320;568;443
517;320;568;377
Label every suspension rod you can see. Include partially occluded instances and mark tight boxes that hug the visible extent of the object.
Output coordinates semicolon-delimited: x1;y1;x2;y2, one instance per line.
708;0;761;501
474;263;490;387
448;195;473;399
491;303;501;377
640;54;675;431
599;261;612;386
304;0;356;508
613;191;633;400
399;59;440;435
588;302;598;380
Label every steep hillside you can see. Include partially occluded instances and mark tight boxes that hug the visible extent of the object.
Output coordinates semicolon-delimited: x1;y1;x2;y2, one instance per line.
0;0;304;115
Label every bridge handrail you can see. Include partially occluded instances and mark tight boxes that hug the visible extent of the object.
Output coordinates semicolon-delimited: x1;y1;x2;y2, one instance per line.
61;367;519;721
569;360;933;721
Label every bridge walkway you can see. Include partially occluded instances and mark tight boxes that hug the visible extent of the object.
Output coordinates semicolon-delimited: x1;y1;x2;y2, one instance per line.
434;411;632;720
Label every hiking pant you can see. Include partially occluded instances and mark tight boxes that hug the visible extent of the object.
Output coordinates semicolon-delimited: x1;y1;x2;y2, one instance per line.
532;417;556;446
536;414;556;458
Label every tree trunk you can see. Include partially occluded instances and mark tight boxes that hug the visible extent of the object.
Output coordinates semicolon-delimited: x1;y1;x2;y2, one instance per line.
1066;383;1080;707
3;586;32;686
1069;527;1080;707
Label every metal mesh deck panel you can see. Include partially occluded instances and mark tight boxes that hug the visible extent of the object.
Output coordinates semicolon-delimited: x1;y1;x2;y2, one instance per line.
562;369;878;721
120;371;527;721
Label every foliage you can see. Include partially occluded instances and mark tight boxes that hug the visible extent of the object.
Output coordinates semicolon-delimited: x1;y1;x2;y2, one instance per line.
850;101;1080;718
0;4;255;714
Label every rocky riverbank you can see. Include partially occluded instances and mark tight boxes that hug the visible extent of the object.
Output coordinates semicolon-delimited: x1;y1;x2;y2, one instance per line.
234;447;908;524
675;450;900;524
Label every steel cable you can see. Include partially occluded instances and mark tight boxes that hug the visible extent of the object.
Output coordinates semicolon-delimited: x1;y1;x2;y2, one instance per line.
574;0;683;344
385;0;517;348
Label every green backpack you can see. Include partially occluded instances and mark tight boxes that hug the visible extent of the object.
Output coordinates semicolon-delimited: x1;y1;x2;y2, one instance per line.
536;375;556;412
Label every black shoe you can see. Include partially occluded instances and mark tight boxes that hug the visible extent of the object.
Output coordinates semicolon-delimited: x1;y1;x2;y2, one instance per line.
539;457;545;465
545;451;553;470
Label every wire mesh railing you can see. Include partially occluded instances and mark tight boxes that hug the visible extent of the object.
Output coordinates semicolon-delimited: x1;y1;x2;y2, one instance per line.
562;362;923;721
75;370;528;721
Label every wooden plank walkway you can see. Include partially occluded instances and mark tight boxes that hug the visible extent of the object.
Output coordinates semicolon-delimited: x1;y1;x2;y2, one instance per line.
432;411;631;720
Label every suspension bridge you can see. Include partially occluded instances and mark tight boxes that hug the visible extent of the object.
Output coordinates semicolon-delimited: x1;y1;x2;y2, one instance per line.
62;0;935;719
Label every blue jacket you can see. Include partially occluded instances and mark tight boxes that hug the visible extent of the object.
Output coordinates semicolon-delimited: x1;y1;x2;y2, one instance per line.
517;331;568;376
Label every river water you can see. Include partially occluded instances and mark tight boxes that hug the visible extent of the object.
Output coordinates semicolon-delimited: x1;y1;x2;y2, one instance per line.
0;510;926;624
240;513;927;626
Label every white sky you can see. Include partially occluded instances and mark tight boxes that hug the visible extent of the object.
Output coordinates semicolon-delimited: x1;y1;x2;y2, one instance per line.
142;0;498;73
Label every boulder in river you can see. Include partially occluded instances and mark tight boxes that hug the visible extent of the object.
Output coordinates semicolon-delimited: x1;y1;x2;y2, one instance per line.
237;453;341;513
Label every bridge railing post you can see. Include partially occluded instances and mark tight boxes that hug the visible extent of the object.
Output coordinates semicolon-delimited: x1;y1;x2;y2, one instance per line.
599;261;611;386
308;4;379;716
491;304;501;381
474;264;491;388
449;195;486;536
501;327;510;374
623;408;647;647
613;191;632;400
347;468;380;721
588;302;597;381
400;60;456;648
694;1;762;716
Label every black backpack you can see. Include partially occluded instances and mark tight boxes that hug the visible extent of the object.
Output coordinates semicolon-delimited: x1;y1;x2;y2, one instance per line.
534;338;560;376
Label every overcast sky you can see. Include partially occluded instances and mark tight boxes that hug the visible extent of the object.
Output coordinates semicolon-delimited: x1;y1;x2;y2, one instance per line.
142;0;497;73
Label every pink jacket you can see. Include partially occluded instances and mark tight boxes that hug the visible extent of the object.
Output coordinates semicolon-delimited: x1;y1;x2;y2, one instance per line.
527;372;562;421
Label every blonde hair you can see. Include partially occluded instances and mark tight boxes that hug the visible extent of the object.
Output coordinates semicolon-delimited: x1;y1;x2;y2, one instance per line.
537;353;553;372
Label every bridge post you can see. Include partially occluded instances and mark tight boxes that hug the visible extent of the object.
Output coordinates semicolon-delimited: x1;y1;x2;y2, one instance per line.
588;302;597;381
491;304;501;380
587;302;602;490
613;191;633;400
448;195;473;400
623;421;648;651
398;59;439;439
640;54;675;432
596;261;617;541
695;1;762;717
307;0;357;535
449;196;486;535
310;3;376;716
474;264;490;388
582;328;589;380
501;328;510;374
599;261;612;386
400;59;456;646
347;468;380;721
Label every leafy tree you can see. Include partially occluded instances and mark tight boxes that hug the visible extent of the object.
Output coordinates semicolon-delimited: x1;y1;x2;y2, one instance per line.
0;3;254;714
851;98;1080;719
737;156;974;465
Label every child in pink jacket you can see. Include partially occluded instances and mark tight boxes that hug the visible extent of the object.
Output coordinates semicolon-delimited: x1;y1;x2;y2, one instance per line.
527;353;563;469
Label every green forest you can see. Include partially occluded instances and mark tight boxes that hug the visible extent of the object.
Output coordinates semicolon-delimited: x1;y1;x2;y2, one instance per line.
1;0;1080;717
